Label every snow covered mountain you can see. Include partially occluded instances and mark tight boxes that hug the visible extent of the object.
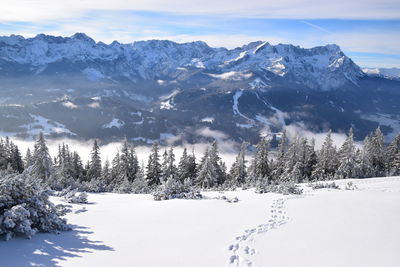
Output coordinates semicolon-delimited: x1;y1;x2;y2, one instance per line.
0;33;399;143
0;33;363;90
363;67;400;80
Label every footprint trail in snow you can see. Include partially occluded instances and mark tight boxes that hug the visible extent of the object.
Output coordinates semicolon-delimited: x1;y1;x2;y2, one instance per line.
228;197;288;267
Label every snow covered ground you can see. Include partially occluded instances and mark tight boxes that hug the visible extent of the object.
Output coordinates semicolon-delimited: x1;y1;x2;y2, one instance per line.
1;177;400;267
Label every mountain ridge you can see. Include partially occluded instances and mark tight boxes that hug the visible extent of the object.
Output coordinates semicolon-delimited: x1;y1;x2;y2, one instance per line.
0;33;363;90
0;33;398;144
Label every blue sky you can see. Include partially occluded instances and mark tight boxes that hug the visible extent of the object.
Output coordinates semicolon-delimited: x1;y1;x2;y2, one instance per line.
0;0;399;68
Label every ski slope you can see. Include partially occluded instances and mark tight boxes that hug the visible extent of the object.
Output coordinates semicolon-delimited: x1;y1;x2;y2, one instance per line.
1;177;399;267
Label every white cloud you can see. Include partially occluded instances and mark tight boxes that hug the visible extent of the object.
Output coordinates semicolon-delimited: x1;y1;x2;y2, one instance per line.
323;31;400;55
62;101;78;109
283;122;362;150
1;0;399;21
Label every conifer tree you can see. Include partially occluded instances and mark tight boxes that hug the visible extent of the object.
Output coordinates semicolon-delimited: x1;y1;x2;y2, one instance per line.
386;134;400;175
229;142;248;186
280;136;300;182
111;153;120;183
370;127;386;176
146;143;162;186
196;148;218;188
87;140;102;181
251;138;270;184
162;147;177;181
209;141;226;185
177;147;197;183
31;132;53;182
363;128;385;177
311;131;338;180
102;159;111;185
271;130;288;181
392;150;400;175
336;128;357;179
71;151;85;181
25;148;33;169
117;140;139;183
10;144;24;173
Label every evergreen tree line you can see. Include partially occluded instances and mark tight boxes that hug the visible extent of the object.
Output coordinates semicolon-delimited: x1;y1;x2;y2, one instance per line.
2;128;400;193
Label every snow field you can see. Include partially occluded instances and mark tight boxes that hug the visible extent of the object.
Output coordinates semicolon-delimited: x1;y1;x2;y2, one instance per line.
1;177;399;267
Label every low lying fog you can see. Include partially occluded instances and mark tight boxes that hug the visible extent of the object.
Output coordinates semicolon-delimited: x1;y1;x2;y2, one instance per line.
8;123;356;169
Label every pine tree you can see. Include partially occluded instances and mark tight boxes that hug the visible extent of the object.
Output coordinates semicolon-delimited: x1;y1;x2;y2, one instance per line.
30;132;53;182
311;131;338;180
71;151;85;181
209;141;226;185
303;138;317;179
146;143;162;186
177;148;189;181
10;144;24;173
25;148;33;169
271;130;288;181
111;153;120;183
386;134;400;175
280;136;300;182
336;128;357;179
87;140;102;181
251;138;270;184
292;137;315;182
161;149;168;182
177;147;197;183
363;128;385;177
229;142;248;186
162;147;177;181
196;148;218;188
117;140;139;183
101;159;112;185
0;139;9;170
392;151;400;175
370;128;386;176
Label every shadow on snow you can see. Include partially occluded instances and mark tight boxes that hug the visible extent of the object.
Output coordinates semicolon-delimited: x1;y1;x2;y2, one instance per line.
0;225;114;267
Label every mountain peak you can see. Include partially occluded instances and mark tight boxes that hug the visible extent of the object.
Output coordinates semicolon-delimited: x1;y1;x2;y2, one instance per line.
71;33;95;43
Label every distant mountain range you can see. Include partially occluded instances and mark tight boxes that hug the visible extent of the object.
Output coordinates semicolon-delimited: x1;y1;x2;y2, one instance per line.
0;33;399;144
362;68;400;80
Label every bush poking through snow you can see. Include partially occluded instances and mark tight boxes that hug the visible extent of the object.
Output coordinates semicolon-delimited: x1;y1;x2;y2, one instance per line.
345;182;358;190
153;178;202;201
64;190;88;204
54;187;88;204
311;182;340;190
220;196;239;203
256;181;303;195
0;172;71;241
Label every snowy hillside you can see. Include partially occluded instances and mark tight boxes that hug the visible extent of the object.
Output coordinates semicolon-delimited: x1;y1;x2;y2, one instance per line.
1;177;399;267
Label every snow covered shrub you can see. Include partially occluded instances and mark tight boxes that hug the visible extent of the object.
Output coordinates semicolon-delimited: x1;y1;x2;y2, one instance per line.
0;172;70;240
311;182;340;190
113;178;133;194
277;183;303;195
153;178;202;201
131;175;151;194
256;181;303;195
219;195;239;203
345;182;358;190
80;178;107;193
64;189;88;204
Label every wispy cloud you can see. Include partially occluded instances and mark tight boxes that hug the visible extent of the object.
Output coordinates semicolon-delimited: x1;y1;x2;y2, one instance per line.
300;21;331;33
1;0;399;21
